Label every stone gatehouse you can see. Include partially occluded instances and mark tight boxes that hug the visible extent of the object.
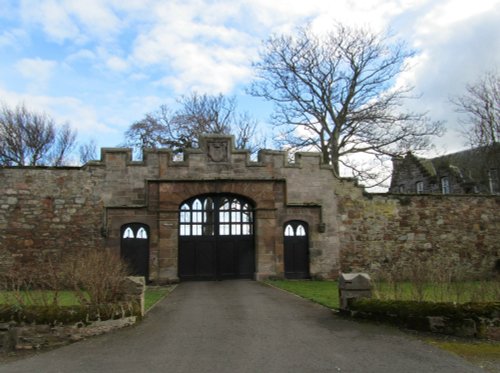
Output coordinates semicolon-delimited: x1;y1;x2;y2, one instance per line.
1;135;499;282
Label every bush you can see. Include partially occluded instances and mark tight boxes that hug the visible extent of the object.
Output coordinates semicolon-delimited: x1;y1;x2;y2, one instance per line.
0;302;141;326
349;298;500;335
0;248;129;307
352;299;500;321
61;249;129;305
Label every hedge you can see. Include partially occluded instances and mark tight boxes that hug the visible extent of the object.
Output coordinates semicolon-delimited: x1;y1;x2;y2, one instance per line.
348;299;500;336
0;301;142;326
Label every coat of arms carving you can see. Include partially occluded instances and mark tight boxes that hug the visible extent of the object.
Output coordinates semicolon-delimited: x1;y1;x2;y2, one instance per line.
207;141;229;162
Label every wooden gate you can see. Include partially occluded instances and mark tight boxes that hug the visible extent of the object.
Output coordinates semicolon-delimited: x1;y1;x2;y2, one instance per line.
178;195;255;280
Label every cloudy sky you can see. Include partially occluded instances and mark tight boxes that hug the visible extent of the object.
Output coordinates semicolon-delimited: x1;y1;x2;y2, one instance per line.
1;0;499;161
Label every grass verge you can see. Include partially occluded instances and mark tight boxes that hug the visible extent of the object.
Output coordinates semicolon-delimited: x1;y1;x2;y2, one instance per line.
427;339;500;373
144;286;175;312
265;280;339;309
267;279;499;305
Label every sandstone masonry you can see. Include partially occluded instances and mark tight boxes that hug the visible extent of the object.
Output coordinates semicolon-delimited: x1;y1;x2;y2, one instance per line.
0;135;498;281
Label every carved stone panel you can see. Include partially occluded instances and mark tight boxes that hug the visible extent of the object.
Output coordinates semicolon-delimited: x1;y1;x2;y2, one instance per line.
207;140;229;162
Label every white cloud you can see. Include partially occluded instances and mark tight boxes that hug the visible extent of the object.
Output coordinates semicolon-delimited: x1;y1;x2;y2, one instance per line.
19;0;124;44
0;84;116;143
65;49;97;63
4;0;499;159
131;1;256;93
417;0;499;35
391;1;500;154
16;58;58;90
20;0;81;43
106;56;129;72
0;28;28;48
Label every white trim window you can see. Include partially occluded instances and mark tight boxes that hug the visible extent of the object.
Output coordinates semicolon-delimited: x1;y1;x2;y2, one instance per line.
488;169;499;194
416;181;424;194
441;177;450;194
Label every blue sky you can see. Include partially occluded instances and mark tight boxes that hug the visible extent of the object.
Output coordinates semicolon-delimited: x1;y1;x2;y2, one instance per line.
1;0;499;166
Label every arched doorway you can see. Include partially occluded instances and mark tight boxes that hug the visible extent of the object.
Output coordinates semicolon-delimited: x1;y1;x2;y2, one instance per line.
178;194;255;280
120;223;150;280
284;220;310;279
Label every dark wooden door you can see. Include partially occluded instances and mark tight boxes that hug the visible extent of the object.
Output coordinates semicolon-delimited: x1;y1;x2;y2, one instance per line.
178;195;255;280
121;223;150;280
284;221;310;279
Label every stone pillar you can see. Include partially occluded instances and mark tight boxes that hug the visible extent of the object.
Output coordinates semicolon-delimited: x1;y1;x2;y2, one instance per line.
255;209;278;280
338;273;372;311
122;276;146;316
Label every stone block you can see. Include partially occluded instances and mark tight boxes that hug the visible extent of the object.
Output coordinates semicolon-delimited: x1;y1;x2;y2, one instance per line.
122;276;146;316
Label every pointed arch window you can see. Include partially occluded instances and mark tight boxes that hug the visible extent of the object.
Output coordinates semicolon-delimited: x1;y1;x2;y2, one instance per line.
123;227;134;239
284;223;307;237
179;195;253;237
136;227;148;239
296;225;306;236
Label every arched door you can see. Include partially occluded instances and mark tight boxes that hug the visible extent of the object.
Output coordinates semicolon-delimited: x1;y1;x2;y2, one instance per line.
284;221;310;279
178;195;255;280
121;223;150;280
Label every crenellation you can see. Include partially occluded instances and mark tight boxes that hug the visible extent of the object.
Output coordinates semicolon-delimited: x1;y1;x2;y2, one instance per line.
1;135;498;283
293;152;323;168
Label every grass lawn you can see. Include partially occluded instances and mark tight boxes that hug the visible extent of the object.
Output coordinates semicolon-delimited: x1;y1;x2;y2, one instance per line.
266;280;339;309
266;280;499;307
372;281;500;303
0;291;86;306
0;286;175;312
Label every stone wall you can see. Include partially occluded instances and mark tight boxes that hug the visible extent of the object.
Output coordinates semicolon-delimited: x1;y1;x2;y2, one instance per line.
0;167;105;268
1;135;498;282
337;183;500;278
0;136;341;281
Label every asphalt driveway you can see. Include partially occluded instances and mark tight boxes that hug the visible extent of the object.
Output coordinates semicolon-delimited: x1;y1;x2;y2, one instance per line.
1;280;483;373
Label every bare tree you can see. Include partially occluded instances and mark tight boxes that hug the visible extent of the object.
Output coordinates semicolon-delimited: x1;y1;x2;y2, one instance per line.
51;123;77;166
79;139;98;164
452;71;499;148
250;24;443;186
0;103;77;166
124;109;173;153
124;93;262;157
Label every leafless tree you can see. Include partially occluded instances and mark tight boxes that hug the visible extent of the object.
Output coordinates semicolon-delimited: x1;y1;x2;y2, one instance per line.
124;109;172;153
79;139;98;164
51;123;77;166
0;103;77;166
250;24;443;186
452;71;499;148
125;93;262;157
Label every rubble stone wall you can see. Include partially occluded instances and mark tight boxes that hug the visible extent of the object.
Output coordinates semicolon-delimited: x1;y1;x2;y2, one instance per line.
1;135;498;282
337;182;500;278
0;167;105;268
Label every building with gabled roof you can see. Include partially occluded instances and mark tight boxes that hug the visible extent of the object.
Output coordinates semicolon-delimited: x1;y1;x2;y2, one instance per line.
390;144;500;195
